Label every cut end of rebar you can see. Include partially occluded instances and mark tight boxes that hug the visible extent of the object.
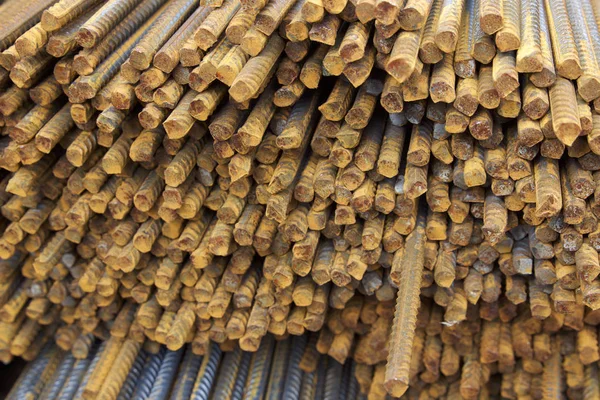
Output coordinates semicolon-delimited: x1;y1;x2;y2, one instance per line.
130;49;152;71
9;67;31;89
40;11;61;32
385;60;413;84
398;8;425;31
434;32;457;54
480;15;503;35
384;379;408;397
14;38;38;58
69;81;97;103
577;75;600;103
76;29;97;49
516;54;544;74
555;123;581;147
557;61;582;81
163;120;190;140
153;54;176;75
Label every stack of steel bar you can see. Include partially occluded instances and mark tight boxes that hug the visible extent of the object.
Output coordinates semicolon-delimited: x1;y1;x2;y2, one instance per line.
6;334;367;400
1;0;600;397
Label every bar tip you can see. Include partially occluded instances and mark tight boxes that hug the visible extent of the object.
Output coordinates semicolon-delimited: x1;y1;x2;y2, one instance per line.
384;379;409;397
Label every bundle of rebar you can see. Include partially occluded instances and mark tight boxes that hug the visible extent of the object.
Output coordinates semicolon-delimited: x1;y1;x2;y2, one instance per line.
6;334;366;400
1;0;600;398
